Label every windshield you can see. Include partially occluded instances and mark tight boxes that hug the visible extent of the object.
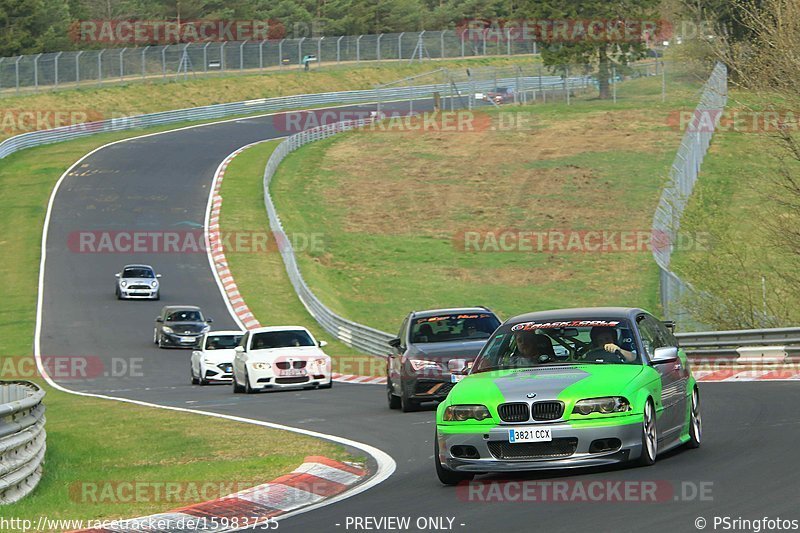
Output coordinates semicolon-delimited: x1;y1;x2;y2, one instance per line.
251;330;315;349
472;319;640;373
205;334;242;350
410;313;500;344
166;310;203;322
122;267;154;278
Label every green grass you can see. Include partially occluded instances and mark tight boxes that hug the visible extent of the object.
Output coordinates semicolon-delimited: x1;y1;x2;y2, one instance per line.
0;121;359;525
217;141;385;376
670;89;800;328
268;74;705;334
0;56;539;141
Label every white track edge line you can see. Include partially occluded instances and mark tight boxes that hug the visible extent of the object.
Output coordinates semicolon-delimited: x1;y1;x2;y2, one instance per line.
33;109;397;529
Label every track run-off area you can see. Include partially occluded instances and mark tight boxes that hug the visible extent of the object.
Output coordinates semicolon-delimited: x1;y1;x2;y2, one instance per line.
35;103;800;532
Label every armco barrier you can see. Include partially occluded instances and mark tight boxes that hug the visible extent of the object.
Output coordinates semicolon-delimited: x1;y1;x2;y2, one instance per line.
0;74;583;162
0;381;46;504
262;118;396;357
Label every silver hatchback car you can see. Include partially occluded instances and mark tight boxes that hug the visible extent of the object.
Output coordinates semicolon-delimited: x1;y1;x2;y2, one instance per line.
115;264;161;300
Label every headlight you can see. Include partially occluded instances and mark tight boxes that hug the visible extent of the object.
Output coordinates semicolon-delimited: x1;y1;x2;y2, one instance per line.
443;405;492;422
161;326;174;334
251;362;271;370
572;397;631;415
202;324;211;332
120;280;127;287
409;359;444;372
151;280;158;288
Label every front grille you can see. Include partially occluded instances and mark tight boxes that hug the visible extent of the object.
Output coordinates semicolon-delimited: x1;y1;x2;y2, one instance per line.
414;380;454;396
128;284;151;290
488;438;578;460
275;376;309;384
531;401;564;421
276;361;307;370
498;402;529;422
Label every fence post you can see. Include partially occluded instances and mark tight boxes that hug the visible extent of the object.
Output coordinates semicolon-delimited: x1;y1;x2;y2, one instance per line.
75;51;82;86
161;46;166;78
220;42;226;71
279;39;284;67
34;53;42;91
15;56;21;93
441;31;445;58
98;50;105;86
119;48;126;81
482;29;488;55
377;34;382;61
398;33;404;60
612;65;617;103
142;46;149;78
506;28;511;56
461;29;466;57
181;43;190;80
298;37;306;67
565;65;570;105
240;41;246;71
356;35;362;63
259;40;264;70
336;36;342;63
661;61;666;103
318;36;323;64
0;57;4;90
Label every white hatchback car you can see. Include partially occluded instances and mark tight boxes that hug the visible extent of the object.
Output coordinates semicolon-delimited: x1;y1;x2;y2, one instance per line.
232;326;332;393
191;330;244;385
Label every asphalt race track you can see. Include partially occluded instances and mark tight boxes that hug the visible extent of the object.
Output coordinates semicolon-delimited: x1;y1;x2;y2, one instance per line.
38;103;800;533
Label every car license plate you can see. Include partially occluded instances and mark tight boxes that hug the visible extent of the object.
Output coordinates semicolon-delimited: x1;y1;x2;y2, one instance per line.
180;337;195;343
508;426;553;443
279;369;306;377
450;374;464;383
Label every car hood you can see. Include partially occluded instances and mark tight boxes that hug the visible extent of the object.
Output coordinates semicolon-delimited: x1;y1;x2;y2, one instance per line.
449;364;646;405
246;346;328;361
120;277;156;285
164;322;206;334
408;339;488;360
200;348;236;362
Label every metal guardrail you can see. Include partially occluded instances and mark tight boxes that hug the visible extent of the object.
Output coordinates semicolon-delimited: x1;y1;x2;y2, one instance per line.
651;62;728;329
677;327;800;359
0;73;581;162
262;117;397;357
0;381;46;504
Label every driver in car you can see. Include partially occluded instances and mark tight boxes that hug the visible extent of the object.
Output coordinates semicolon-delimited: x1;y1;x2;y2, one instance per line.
511;331;556;366
580;326;636;362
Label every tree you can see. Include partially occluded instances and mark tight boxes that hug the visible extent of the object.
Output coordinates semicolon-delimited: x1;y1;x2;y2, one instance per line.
519;0;661;98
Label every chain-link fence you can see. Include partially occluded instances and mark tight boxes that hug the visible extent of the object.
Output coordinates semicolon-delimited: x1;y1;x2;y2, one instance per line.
0;30;544;95
651;62;728;330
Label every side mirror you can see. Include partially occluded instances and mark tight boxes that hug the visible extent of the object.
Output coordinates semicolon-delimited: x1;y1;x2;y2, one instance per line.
235;345;245;354
388;338;402;349
156;274;162;278
115;273;121;278
651;346;679;364
156;317;163;323
319;340;328;347
206;318;214;323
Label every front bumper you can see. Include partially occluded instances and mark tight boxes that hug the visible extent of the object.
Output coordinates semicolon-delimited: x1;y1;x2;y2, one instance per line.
246;366;331;390
119;287;159;299
201;361;233;381
437;416;644;472
160;333;203;348
403;375;459;403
